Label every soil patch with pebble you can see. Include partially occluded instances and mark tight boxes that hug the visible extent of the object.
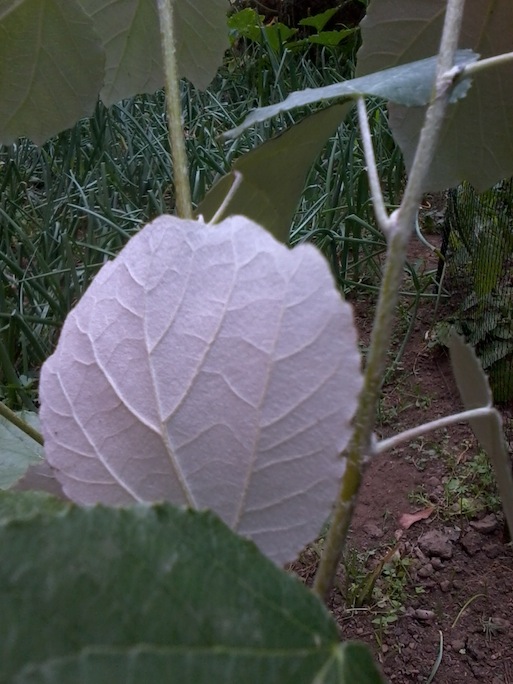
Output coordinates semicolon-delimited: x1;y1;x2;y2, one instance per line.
290;239;513;683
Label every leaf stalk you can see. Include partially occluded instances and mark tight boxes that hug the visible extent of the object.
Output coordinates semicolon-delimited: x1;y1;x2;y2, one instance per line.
460;51;513;78
376;406;494;454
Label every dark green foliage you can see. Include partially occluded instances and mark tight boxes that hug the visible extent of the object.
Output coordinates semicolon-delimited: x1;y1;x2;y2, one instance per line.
434;180;513;402
0;492;384;684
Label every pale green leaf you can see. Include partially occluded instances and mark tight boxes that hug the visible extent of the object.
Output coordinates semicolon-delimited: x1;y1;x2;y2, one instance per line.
0;411;44;489
198;102;354;242
448;334;513;537
298;8;339;32
0;0;105;145
0;0;230;143
0;496;384;684
357;0;513;191
308;31;353;47
76;0;163;106
78;0;230;106
224;51;476;140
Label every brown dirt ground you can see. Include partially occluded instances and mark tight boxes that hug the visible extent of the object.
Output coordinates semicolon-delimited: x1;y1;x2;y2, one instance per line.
290;230;513;683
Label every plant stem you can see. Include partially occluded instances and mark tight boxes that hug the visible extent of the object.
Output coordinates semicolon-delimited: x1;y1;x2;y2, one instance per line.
376;406;493;454
157;0;193;219
0;400;44;445
312;0;467;601
461;51;513;78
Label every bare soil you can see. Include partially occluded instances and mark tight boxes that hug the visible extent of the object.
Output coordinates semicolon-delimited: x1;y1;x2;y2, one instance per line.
290;233;513;683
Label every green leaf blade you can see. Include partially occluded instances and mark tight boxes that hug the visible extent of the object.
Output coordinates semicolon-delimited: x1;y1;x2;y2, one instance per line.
298;8;339;31
0;0;105;145
78;0;230;105
0;412;44;489
15;642;385;684
448;335;513;537
0;496;384;684
224;51;477;140
0;0;230;143
199;103;354;242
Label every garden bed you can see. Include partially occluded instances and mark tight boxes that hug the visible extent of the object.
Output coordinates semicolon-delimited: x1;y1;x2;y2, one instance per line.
291;248;513;683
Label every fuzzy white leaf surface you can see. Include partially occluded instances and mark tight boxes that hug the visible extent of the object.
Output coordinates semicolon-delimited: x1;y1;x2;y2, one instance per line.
40;216;362;564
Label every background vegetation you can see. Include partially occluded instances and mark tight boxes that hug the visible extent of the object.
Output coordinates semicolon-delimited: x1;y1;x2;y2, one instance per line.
1;14;410;411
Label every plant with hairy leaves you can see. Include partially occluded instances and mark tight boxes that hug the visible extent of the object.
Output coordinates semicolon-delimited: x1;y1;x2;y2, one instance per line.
1;1;513;682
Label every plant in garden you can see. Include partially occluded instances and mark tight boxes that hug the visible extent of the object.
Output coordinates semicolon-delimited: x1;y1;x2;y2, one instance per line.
1;0;513;682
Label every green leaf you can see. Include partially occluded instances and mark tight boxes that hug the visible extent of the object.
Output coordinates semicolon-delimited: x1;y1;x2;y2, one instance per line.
0;0;105;145
0;411;44;489
488;356;513;403
449;334;492;408
263;23;298;52
357;0;513;191
227;7;263;43
198;102;354;243
14;641;385;684
299;8;340;32
0;0;230;143
473;230;505;298
224;51;477;139
0;490;68;525
77;0;230;106
308;30;355;47
0;496;384;684
448;334;513;537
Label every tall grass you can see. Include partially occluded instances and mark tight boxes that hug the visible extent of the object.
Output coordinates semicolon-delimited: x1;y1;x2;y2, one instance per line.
1;40;410;409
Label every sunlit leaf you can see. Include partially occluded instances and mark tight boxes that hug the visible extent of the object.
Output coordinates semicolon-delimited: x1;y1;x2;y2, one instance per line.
357;0;513;191
40;215;363;565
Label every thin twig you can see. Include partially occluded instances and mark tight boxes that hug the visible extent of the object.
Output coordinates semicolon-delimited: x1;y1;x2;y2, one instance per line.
460;51;513;78
312;0;468;601
356;96;391;235
395;0;466;237
376;406;493;454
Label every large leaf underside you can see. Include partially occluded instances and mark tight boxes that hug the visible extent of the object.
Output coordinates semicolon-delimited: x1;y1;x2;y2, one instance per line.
40;215;363;564
225;51;476;140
